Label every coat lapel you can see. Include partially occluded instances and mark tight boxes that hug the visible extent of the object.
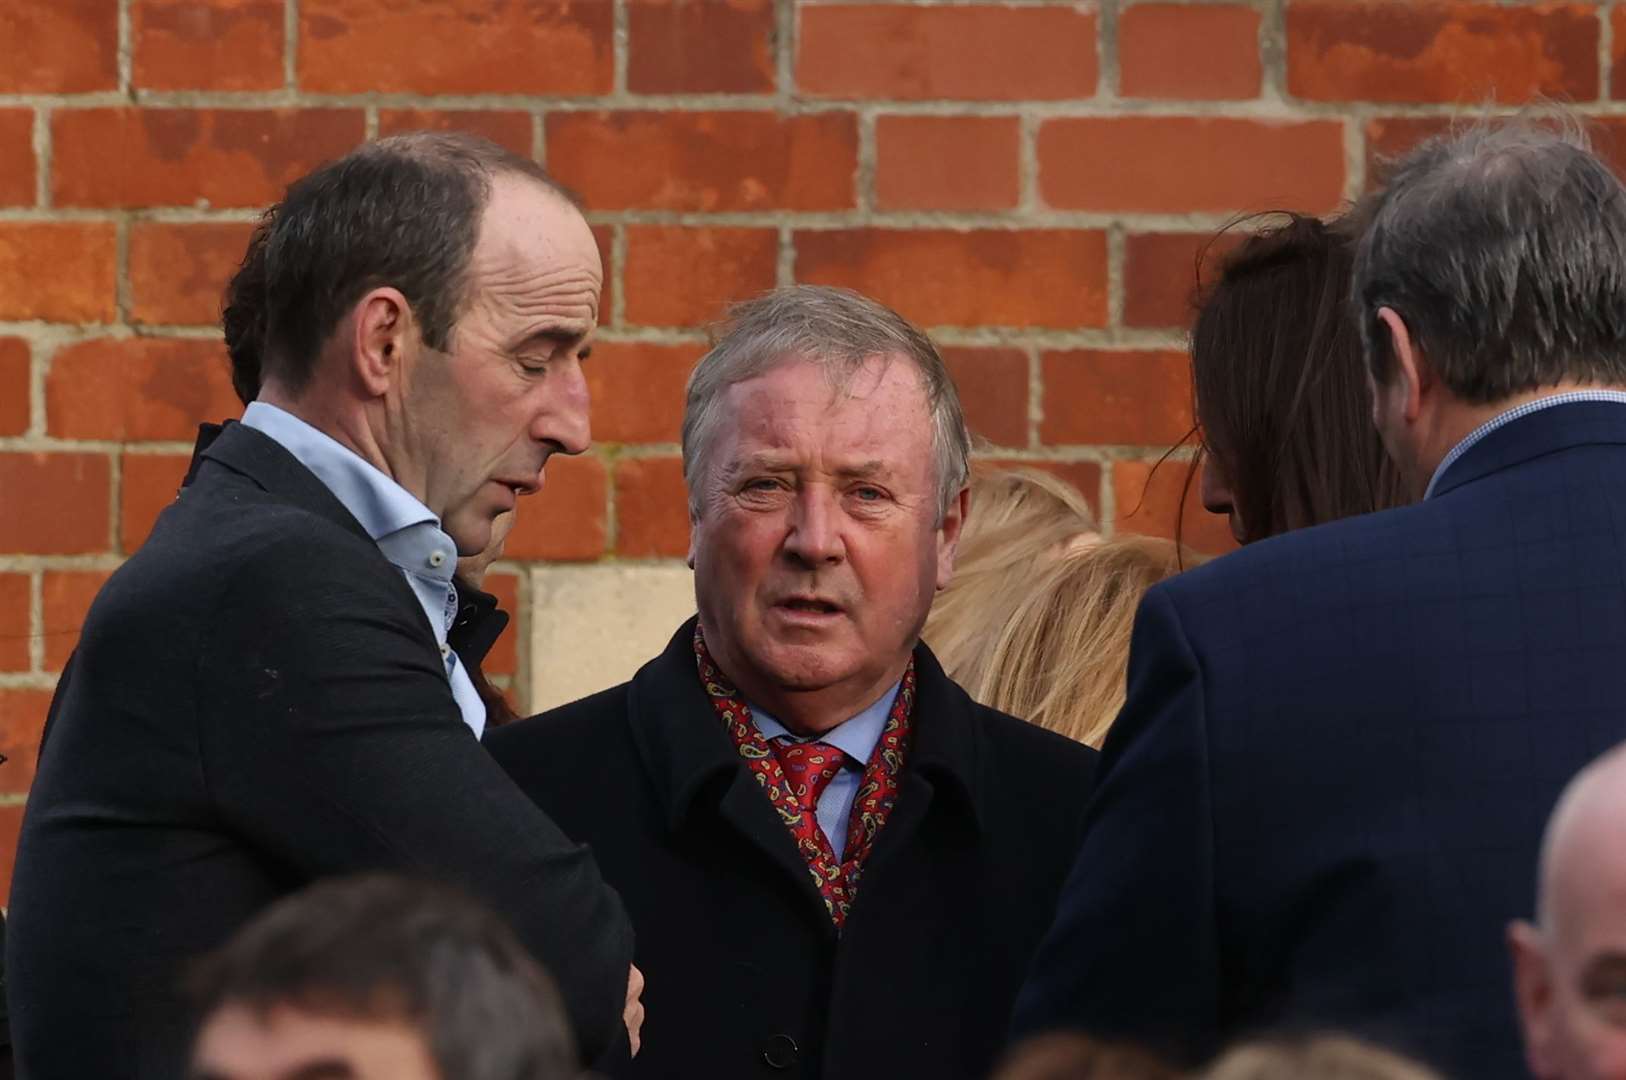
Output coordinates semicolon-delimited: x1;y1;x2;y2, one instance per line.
626;620;836;930
189;420;375;546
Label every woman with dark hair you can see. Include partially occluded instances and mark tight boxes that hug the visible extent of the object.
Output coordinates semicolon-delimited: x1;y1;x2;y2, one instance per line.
1190;211;1409;544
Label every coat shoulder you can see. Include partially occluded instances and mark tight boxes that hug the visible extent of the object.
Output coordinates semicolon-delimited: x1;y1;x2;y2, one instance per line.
486;683;635;782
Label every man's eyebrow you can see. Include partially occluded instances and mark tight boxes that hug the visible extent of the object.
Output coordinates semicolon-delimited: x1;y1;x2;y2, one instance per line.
835;460;888;479
512;323;592;351
284;1061;361;1080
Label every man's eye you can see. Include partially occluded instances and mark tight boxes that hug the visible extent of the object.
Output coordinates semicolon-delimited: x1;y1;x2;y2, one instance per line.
852;486;884;501
578;346;593;363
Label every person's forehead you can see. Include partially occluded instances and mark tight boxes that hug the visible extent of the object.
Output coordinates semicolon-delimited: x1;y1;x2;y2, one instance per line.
723;355;928;437
473;177;600;276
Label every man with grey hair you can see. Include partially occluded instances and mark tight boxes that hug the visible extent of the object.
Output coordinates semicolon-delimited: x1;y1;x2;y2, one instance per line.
1509;742;1626;1080
1014;118;1626;1078
489;284;1098;1079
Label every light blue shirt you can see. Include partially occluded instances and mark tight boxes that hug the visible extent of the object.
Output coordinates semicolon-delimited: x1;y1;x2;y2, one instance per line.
751;683;899;863
1424;390;1626;499
240;402;487;739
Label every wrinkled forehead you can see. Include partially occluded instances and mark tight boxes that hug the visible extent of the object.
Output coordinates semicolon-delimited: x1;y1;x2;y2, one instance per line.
718;354;931;457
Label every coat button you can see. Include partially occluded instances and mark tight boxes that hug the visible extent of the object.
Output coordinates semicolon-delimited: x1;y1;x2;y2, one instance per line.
761;1033;799;1070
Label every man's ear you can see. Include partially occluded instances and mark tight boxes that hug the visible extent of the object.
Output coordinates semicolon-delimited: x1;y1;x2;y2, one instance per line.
1509;920;1560;1080
934;484;971;591
350;287;412;398
1376;306;1428;424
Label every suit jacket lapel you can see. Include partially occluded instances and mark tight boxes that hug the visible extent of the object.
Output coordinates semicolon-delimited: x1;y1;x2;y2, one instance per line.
190;420;375;546
627;619;835;930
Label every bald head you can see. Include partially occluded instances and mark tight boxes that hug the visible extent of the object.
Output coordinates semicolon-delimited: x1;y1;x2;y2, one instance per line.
1511;741;1626;1080
1536;741;1626;939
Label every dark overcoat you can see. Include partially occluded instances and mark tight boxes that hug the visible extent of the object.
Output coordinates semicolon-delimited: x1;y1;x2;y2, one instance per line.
1014;401;1626;1078
7;421;634;1078
488;618;1098;1080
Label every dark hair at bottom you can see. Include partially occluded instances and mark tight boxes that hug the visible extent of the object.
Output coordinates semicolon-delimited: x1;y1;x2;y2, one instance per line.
188;873;577;1080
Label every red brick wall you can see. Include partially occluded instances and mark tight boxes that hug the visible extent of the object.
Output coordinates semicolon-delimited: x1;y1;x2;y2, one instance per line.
0;0;1613;895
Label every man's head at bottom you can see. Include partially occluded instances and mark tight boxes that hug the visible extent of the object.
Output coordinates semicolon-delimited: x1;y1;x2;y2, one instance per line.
1510;741;1626;1080
187;874;576;1080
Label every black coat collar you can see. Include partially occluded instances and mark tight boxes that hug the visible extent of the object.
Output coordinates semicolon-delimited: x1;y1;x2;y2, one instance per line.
1433;399;1626;499
625;616;987;839
187;420;373;546
450;580;509;668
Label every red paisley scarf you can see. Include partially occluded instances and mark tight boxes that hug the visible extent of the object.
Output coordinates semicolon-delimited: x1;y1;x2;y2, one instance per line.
694;626;914;928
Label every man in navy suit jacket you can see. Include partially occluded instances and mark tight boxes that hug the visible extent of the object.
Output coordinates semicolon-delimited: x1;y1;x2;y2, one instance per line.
1013;120;1626;1078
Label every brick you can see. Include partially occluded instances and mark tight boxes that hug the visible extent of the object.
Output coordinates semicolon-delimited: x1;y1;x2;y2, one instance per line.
615;457;690;558
583;342;699;444
503;454;608;561
1112;458;1237;556
0;691;51;792
629;0;774;94
1040;117;1345;215
1287;2;1597;104
0;803;25;903
48;338;239;442
0;339;29;436
980;458;1104;521
53;109;365;209
0;224;117;322
0;110;35;207
299;0;612;94
874;116;1020;211
547;111;857;212
941;348;1028;448
1042;350;1193;447
0;453;112;555
0;0;117;92
0;574;29;672
1124;231;1245;330
134;0;284;91
623;227;778;328
43;570;111;673
795;229;1108;329
129;222;256;327
120;452;190;553
1615;8;1626;100
1363;116;1454;190
798;5;1097;101
1120;4;1261;100
481;571;520;678
377;110;535;158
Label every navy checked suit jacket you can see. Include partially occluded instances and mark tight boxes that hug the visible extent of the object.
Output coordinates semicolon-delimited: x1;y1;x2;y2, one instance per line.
1013;401;1626;1078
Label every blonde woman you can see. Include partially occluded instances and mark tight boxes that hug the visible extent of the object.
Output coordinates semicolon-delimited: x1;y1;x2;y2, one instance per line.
925;467;1200;748
924;465;1098;696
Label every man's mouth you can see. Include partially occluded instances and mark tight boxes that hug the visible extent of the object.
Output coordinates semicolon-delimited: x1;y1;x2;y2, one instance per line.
776;597;843;615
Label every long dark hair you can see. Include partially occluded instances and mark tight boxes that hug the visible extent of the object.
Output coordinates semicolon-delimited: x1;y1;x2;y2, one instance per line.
1188;212;1408;543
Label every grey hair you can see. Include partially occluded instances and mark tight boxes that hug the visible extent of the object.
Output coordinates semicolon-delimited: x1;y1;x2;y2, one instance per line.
1353;116;1626;403
681;285;972;523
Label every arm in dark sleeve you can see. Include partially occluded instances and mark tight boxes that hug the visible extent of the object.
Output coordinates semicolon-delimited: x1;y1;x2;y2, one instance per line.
195;540;634;1063
1010;585;1221;1064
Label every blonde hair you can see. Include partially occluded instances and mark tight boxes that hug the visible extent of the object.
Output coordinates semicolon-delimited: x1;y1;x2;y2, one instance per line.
925;466;1098;694
976;535;1197;746
1203;1036;1443;1080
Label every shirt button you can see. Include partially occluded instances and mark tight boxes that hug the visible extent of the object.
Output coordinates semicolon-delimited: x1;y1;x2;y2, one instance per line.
439;643;451;659
428;551;447;568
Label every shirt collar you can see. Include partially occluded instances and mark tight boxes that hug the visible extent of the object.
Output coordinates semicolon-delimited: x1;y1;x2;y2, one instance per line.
1424;390;1626;499
240;402;438;541
751;682;901;767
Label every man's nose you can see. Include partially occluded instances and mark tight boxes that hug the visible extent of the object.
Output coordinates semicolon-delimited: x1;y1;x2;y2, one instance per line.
782;487;845;567
533;358;591;457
